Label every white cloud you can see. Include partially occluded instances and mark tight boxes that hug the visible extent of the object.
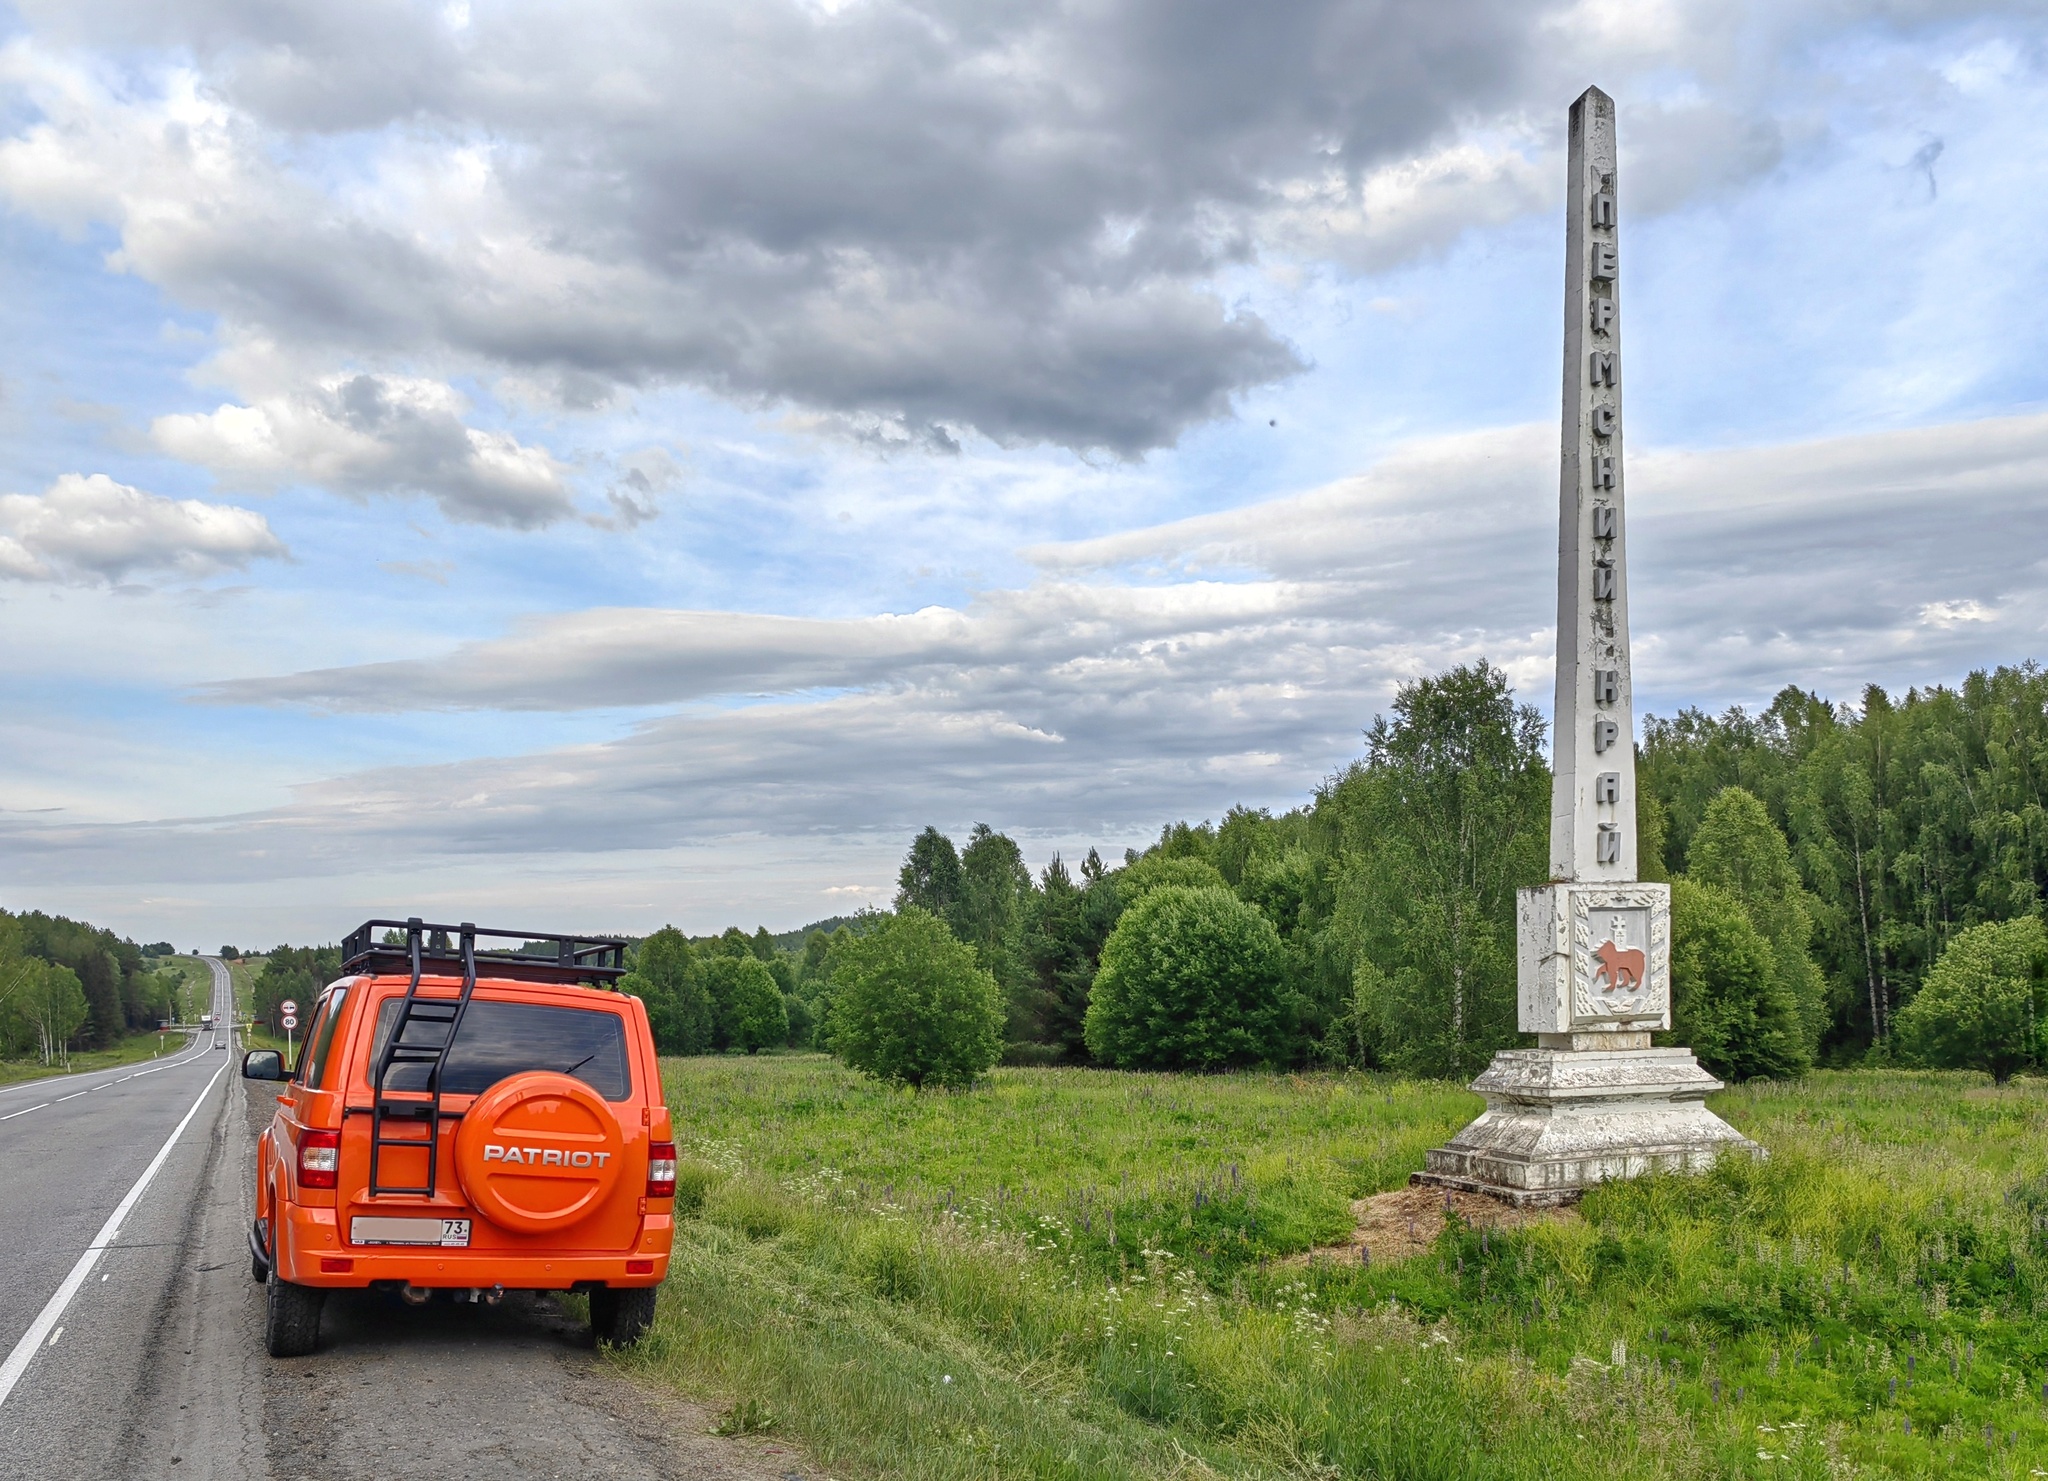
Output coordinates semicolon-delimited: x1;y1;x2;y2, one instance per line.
24;404;1998;906
0;473;286;585
0;0;1947;458
152;374;574;528
1919;598;1993;626
1265;138;1553;272
204;406;2048;719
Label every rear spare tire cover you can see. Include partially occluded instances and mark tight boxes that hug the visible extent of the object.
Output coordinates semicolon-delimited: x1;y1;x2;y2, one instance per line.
455;1071;625;1234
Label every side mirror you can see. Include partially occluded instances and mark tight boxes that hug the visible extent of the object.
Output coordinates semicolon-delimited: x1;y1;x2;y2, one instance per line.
242;1049;286;1081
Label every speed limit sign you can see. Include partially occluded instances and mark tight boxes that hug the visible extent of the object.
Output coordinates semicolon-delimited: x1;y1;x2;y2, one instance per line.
279;1012;299;1031
279;999;299;1015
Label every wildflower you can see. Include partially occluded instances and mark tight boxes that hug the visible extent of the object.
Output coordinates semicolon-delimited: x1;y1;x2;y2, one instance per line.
941;1375;953;1385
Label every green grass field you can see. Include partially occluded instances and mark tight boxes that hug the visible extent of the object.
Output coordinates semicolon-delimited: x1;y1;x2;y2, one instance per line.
618;1057;2048;1480
0;1025;201;1086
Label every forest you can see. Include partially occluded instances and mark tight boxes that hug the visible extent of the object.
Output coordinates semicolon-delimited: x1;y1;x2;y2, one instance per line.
0;910;186;1064
636;657;2048;1087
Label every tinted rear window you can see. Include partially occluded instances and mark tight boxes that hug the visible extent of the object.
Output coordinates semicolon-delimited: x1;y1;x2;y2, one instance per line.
367;997;631;1100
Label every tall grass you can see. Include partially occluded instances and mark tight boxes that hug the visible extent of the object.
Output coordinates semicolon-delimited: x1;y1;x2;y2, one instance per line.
621;1058;2048;1479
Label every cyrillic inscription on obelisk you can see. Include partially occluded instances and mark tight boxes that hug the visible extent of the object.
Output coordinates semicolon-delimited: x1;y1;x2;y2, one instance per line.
1552;84;1635;885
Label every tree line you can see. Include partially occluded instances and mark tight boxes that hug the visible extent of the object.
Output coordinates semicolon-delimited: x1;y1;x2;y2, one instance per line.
252;945;342;1039
0;910;190;1065
709;658;2048;1088
47;654;2043;1088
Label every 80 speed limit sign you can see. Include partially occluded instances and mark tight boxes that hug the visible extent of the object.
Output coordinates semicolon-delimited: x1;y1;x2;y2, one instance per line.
279;1012;298;1031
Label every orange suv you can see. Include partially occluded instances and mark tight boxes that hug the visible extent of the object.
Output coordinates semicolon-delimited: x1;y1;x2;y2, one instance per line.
243;918;674;1357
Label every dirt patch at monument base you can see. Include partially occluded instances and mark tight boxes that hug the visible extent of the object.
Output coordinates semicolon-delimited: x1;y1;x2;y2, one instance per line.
1282;1183;1581;1269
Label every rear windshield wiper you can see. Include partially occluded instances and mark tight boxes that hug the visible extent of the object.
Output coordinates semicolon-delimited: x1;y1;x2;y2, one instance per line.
559;1052;597;1079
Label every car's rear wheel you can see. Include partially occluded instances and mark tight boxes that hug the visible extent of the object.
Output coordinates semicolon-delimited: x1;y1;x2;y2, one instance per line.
589;1285;656;1347
265;1276;325;1357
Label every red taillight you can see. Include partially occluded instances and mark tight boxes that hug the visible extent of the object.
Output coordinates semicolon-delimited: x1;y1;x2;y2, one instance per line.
646;1141;676;1200
320;1257;353;1273
299;1128;340;1190
626;1259;654;1274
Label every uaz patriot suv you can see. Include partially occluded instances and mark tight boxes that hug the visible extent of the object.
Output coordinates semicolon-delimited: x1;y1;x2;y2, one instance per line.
242;918;675;1357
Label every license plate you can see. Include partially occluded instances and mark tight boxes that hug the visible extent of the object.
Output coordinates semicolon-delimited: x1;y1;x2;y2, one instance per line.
350;1216;471;1247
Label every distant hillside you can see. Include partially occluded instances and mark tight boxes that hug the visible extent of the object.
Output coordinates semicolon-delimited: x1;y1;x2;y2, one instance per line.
768;915;875;951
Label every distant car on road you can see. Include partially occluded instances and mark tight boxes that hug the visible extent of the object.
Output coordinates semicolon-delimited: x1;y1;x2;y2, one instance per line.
242;918;673;1358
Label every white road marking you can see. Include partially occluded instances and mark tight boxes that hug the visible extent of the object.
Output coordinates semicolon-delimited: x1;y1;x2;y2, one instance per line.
55;1092;86;1103
0;1058;228;1409
0;1104;49;1122
46;1329;60;1348
0;1035;209;1098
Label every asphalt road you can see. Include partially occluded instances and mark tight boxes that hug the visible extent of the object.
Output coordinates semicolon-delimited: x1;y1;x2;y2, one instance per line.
0;958;814;1481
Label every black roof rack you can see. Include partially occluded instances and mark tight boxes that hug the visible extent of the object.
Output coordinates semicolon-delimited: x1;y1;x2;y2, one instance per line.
339;918;628;988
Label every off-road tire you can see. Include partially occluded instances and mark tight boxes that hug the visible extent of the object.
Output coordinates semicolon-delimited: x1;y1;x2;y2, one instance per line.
265;1277;325;1357
589;1285;657;1347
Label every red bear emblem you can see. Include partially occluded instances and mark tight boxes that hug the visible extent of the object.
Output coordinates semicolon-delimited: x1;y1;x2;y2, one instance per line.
1592;939;1646;993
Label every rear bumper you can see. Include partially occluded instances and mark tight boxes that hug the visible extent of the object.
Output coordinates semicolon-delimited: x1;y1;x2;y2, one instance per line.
272;1203;672;1289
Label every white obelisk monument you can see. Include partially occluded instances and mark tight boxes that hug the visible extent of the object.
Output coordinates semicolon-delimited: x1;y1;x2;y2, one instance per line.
1415;86;1759;1205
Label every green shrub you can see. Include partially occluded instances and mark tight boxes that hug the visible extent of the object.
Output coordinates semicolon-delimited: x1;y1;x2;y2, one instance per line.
626;926;714;1054
850;1221;925;1302
1236;846;1317;932
669;1157;722;1217
1084;885;1291;1070
825;907;1004;1090
729;958;789;1053
703;1178;793;1240
1892;915;2047;1082
1687;786;1829;1055
700;954;788;1053
782;992;814;1048
1111;852;1227;903
1669;876;1810;1081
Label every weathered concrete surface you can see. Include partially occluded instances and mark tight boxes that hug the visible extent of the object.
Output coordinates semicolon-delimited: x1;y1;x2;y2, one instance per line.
1414;1047;1760;1206
1518;881;1671;1035
1550;82;1638;885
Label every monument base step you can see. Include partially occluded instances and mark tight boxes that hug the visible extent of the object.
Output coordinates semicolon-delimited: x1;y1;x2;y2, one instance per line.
1413;1046;1763;1205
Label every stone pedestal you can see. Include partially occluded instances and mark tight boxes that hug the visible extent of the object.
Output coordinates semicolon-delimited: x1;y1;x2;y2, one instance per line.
1412;1045;1760;1207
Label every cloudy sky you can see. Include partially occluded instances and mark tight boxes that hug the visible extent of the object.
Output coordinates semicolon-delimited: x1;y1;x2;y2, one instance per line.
3;0;2046;947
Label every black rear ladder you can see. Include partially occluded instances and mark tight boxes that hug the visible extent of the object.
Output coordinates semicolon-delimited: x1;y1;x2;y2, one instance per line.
368;919;478;1198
